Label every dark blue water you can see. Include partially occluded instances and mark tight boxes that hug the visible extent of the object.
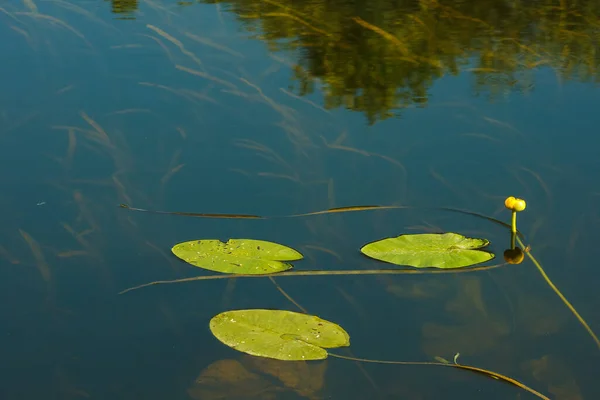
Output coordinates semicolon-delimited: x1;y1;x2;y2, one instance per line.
1;1;599;399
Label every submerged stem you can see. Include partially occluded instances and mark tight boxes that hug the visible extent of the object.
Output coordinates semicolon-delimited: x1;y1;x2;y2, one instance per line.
328;353;549;399
119;262;508;294
517;237;600;350
118;203;525;239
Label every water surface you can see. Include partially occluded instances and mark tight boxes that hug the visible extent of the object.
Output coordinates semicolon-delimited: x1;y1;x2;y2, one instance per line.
1;0;599;399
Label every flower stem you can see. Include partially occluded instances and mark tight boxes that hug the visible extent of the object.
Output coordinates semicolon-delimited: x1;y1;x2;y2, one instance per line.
511;210;517;233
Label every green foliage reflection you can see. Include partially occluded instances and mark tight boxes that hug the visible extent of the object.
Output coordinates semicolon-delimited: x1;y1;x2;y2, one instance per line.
197;0;600;124
104;0;600;123
106;0;138;19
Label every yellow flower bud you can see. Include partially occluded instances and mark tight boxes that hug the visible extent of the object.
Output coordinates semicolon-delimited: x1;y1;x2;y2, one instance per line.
504;196;516;210
512;198;526;212
505;196;526;212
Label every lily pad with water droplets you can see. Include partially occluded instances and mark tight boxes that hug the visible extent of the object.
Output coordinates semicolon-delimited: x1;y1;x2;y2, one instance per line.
209;309;350;361
172;239;303;274
360;232;494;269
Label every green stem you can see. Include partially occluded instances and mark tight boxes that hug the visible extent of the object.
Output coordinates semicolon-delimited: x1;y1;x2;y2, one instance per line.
119;262;509;294
516;236;600;350
328;353;549;399
511;210;517;234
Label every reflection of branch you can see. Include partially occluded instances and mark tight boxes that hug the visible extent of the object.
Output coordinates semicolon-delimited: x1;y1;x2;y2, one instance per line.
352;16;443;68
263;12;331;36
119;262;509;294
352;17;411;56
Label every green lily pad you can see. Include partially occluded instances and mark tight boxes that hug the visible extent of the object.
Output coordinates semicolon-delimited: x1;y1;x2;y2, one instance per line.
360;232;494;269
172;239;303;274
209;309;350;361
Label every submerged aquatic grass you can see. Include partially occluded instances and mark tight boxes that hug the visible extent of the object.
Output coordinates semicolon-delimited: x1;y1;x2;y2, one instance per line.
2;0;599;398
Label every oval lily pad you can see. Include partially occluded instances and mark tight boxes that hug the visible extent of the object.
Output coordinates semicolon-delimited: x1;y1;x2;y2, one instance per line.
172;239;303;274
209;309;350;361
360;232;494;269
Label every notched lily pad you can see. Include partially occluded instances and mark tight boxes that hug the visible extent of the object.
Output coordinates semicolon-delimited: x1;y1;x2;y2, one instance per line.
360;232;494;269
210;309;350;361
172;239;303;274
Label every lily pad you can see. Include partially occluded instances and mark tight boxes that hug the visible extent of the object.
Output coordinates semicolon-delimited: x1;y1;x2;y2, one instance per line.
209;309;350;361
172;239;303;274
360;232;494;269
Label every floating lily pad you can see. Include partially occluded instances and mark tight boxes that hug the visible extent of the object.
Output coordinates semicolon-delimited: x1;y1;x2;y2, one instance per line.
172;239;303;274
360;232;494;269
209;309;350;361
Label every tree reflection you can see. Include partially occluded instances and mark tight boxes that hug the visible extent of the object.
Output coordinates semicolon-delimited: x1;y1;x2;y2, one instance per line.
108;0;600;124
201;0;600;124
107;0;139;19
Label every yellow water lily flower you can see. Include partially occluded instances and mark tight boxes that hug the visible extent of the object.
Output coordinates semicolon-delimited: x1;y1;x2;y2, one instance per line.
505;196;526;212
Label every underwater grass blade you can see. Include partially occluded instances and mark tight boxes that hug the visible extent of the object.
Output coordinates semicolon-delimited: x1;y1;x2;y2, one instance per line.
118;203;264;219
